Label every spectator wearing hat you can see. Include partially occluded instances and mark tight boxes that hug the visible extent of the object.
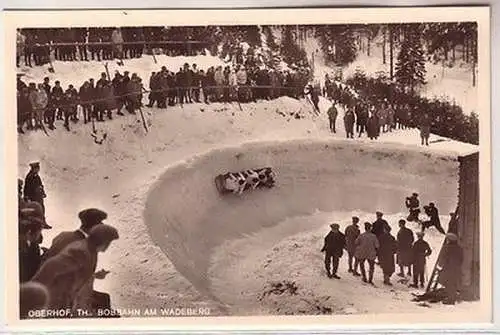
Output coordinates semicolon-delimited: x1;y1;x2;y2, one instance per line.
371;211;390;238
42;208;108;261
30;224;119;312
20;282;49;319
439;233;463;304
19;202;47;283
354;222;379;285
396;219;415;277
23;162;47;216
344;216;361;275
377;225;398;286
405;192;420;222
409;231;432;288
422;202;446;234
320;223;346;279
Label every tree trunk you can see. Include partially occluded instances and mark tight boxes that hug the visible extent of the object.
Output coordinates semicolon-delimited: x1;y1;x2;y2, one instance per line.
382;28;386;64
389;26;394;80
367;33;371;57
452;44;456;62
444;43;449;61
464;39;468;62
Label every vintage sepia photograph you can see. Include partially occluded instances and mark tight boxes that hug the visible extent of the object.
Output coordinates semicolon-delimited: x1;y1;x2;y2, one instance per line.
3;7;491;330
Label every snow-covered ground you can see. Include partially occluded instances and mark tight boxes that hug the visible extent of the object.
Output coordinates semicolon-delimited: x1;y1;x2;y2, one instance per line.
17;53;479;318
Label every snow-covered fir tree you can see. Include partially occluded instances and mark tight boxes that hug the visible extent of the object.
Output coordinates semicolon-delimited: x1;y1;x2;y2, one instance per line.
395;24;426;94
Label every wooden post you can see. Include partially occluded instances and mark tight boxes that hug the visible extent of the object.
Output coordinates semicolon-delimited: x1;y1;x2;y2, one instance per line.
457;152;480;301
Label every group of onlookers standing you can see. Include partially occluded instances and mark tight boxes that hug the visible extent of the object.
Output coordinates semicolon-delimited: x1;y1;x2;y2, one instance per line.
321;195;464;305
323;75;434;145
18;162;120;318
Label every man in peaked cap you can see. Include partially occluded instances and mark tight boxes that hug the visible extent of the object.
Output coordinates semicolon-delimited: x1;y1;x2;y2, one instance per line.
31;224;119;312
23;162;47;218
42;208;108;261
321;223;346;279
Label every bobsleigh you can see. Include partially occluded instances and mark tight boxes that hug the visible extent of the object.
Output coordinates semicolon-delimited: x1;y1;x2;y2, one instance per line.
215;167;276;194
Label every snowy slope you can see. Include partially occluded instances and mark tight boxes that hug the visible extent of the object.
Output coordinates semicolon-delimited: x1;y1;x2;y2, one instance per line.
17;54;478;317
303;34;478;116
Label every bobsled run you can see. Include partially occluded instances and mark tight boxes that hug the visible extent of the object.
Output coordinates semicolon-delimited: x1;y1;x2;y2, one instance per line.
215;167;276;195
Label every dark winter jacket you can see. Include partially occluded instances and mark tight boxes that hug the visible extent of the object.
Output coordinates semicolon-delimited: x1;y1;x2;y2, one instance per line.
24;171;45;202
354;231;379;261
321;231;346;257
411;239;432;271
396;227;415;266
19;241;43;283
371;218;390;237
377;232;397;275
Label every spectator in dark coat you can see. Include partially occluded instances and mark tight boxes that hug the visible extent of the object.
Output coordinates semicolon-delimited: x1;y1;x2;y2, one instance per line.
420;113;431;146
409;231;431;288
51;80;64;125
79;81;93;124
439;233;463;304
396;219;415;277
344;108;355;139
344;216;361;275
422;202;446;234
19;201;46;282
366;110;379;140
30;224;119;312
354;222;379;285
378;226;397;286
320;223;346;279
371;211;390;238
327;102;338;133
23;162;49;221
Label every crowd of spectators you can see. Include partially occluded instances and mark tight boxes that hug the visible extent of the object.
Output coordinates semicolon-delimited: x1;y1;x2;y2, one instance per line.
18;162;120;319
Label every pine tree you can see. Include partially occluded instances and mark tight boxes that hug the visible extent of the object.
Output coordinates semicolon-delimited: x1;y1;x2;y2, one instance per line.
280;25;307;66
263;26;279;52
316;25;357;66
395;24;426;94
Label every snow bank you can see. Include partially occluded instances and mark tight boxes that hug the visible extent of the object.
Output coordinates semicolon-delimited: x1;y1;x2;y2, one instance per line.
143;138;460;308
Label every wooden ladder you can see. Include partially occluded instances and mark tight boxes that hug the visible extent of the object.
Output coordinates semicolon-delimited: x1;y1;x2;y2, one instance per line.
425;206;459;293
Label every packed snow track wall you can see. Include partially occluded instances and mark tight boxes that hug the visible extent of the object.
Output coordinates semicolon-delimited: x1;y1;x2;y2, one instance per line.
144;139;458;304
